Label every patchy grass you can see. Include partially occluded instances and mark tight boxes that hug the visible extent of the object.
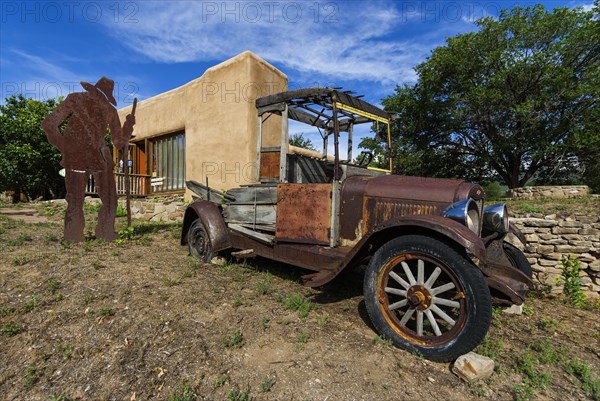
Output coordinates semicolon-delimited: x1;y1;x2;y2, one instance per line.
283;292;314;318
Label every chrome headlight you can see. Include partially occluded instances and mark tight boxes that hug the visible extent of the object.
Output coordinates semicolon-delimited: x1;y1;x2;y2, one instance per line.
444;199;481;234
483;204;509;233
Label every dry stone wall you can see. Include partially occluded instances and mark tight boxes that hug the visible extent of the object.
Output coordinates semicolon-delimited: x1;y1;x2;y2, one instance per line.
126;199;187;222
507;186;589;199
510;213;600;300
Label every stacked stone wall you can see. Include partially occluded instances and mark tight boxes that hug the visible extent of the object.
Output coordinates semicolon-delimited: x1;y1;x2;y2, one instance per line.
511;214;600;299
507;186;589;199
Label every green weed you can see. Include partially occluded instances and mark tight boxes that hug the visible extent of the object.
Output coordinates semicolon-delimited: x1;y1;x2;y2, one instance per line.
97;307;115;318
259;377;275;393
116;204;128;217
518;205;544;214
0;306;15;317
46;277;59;294
374;335;393;348
227;386;252;401
283;292;314;319
513;350;552;401
559;254;587;307
213;374;230;388
256;273;273;295
91;260;105;270
12;256;30;266
24;365;41;387
260;316;270;331
23;293;40;312
169;380;198;401
83;292;95;306
232;296;244;308
1;323;21;336
566;358;600;400
536;318;557;331
296;332;309;350
317;312;330;327
223;330;244;348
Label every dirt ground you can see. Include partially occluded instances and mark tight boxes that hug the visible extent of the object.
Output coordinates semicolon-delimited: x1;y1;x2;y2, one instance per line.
0;202;599;401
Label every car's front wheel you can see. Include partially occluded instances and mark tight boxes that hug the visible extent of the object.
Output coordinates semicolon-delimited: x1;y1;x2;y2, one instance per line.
504;242;533;279
364;235;492;362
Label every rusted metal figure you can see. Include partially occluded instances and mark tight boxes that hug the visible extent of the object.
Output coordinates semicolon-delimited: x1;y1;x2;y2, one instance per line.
42;77;136;241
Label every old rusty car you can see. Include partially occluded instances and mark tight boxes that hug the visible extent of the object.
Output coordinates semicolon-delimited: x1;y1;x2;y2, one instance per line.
181;88;533;362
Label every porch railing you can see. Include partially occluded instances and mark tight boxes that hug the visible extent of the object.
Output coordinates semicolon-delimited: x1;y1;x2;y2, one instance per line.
85;173;150;196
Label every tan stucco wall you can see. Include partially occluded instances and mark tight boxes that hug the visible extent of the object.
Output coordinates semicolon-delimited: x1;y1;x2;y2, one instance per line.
118;51;287;200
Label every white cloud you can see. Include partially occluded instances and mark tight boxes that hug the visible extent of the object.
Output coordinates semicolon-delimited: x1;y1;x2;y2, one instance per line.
2;49;145;105
105;1;452;85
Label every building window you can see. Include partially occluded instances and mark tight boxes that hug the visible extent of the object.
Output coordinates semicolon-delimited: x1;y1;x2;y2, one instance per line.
152;132;186;192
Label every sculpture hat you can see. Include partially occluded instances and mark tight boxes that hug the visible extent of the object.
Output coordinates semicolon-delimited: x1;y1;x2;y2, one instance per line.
81;76;117;106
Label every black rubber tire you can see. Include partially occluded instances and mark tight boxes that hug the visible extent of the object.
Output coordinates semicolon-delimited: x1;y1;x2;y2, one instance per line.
504;242;533;279
363;235;492;362
187;219;213;263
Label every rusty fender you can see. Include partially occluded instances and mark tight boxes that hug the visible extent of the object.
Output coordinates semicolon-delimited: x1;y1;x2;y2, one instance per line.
180;201;231;252
339;215;487;274
509;222;526;245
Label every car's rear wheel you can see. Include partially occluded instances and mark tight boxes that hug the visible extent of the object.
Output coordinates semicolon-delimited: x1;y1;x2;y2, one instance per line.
187;219;213;262
364;235;492;362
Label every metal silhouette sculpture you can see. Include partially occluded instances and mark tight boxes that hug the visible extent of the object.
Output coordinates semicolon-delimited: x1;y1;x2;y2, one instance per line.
42;77;136;242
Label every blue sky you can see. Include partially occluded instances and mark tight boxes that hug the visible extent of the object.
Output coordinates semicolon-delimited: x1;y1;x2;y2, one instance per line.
0;0;593;150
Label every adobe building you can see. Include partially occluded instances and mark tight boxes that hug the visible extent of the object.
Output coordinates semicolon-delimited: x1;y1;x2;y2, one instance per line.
116;51;288;200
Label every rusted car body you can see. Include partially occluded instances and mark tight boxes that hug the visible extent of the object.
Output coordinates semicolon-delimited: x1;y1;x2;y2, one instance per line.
181;88;533;361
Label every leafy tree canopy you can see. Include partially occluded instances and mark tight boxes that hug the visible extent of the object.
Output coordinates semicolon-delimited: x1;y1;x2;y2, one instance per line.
363;3;599;189
0;94;64;200
289;133;317;151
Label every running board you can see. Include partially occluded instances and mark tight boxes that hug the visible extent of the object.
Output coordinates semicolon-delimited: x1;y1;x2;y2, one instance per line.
228;224;274;245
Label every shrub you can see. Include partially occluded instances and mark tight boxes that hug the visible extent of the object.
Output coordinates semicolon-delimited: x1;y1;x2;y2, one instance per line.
559;254;587;307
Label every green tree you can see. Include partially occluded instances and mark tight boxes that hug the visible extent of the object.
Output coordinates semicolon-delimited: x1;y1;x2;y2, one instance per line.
364;4;599;188
0;95;64;200
289;133;317;151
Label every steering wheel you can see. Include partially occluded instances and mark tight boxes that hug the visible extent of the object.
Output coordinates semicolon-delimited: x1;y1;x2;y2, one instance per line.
357;151;374;167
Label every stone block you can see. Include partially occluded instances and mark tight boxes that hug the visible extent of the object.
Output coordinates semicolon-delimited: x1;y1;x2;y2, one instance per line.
531;264;546;273
555;245;591;253
539;259;560;267
536;245;554;254
552;227;580;234
545;253;563;260
502;304;523;315
568;241;593;247
588;260;600;272
575;216;599;224
559;221;583;228
579;228;600;236
525;234;539;242
452;352;495;383
540;239;567;245
516;218;557;227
